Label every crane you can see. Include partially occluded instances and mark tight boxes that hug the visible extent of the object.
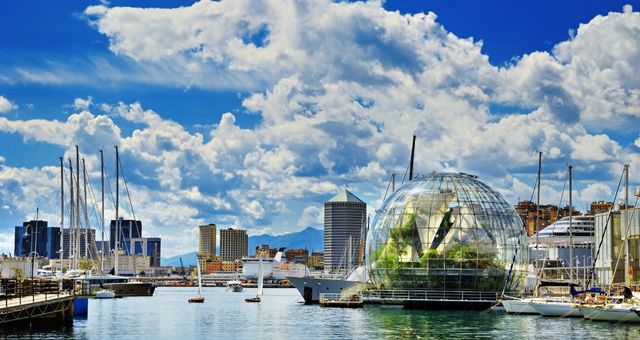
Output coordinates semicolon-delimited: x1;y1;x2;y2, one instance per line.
179;257;187;281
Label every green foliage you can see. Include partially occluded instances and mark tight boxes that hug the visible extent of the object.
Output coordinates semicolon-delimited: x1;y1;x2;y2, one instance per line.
78;258;97;271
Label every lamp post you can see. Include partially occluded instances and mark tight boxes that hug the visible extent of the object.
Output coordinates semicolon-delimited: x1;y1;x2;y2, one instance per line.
24;223;39;278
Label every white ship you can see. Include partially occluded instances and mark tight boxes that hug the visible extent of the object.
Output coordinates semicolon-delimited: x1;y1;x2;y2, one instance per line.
287;266;367;304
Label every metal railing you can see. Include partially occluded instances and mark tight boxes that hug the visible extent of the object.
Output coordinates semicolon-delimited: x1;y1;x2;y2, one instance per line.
0;279;75;307
363;289;501;302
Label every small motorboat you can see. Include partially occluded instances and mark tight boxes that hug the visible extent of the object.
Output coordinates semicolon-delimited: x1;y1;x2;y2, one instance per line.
245;297;261;303
94;289;116;299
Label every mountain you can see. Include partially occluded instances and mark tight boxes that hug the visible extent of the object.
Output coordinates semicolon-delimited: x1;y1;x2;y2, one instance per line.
161;251;197;267
248;226;323;255
160;227;323;267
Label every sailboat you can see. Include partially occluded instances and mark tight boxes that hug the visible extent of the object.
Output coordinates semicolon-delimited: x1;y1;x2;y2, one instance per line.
188;259;205;303
245;255;263;303
528;165;582;317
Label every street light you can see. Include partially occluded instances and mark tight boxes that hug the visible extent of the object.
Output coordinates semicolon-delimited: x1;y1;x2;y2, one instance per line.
23;223;39;278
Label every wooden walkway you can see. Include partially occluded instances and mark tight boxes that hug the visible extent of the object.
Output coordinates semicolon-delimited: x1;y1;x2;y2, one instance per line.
0;279;76;324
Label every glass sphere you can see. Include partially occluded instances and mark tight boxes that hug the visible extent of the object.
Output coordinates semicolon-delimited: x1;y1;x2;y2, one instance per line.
366;172;528;292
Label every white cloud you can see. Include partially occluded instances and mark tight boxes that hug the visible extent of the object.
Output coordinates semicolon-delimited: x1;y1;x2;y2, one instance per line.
298;205;323;228
0;96;16;113
73;97;93;110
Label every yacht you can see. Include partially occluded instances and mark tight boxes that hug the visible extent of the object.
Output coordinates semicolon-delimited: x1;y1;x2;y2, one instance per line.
78;274;155;297
529;297;582;317
226;280;243;292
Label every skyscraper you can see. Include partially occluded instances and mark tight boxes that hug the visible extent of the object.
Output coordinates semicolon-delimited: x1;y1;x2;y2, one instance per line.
220;228;248;261
199;224;217;255
14;220;61;259
324;189;366;273
109;218;142;254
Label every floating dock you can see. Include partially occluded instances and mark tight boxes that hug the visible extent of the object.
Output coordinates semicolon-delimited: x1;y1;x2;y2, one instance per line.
0;279;75;325
319;293;364;308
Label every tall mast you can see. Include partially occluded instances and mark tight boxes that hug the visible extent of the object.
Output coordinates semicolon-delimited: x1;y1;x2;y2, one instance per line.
68;159;74;269
115;145;120;276
60;157;64;274
82;158;89;259
568;165;573;283
535;151;542;250
391;173;395;192
100;150;105;274
409;135;416;181
75;145;80;269
624;164;630;283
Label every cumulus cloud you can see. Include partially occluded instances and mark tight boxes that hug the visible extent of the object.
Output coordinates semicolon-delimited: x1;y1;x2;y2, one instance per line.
1;1;639;256
0;96;16;113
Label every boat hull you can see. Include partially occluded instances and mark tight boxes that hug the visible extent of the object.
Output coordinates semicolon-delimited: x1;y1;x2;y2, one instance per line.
501;299;538;314
104;282;156;297
188;297;205;303
585;305;640;323
287;276;359;304
530;301;582;317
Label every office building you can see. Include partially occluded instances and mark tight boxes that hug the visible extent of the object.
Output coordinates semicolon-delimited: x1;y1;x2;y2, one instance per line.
14;220;61;259
199;224;217;255
109;218;142;254
324;189;366;273
220;228;248;261
61;228;97;259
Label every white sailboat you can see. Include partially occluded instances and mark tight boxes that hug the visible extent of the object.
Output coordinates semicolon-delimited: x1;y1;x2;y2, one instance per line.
188;259;205;303
245;256;263;303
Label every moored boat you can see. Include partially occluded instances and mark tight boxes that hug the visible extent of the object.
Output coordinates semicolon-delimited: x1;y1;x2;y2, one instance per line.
529;297;582;317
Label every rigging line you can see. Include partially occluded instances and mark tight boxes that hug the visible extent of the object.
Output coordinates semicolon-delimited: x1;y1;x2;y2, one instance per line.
534;168;569;295
400;161;410;186
118;156;140;236
608;194;639;294
380;173;393;205
587;168;625;288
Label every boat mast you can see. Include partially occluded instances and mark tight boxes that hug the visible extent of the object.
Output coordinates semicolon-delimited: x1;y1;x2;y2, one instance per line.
409;135;416;181
82;158;89;259
59;157;64;274
535;151;542;250
115;146;120;276
75;145;81;269
624;164;630;283
100;150;105;274
68;159;75;270
569;165;573;283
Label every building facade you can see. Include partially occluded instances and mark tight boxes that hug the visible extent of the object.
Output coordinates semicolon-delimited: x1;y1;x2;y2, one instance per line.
199;224;217;256
14;220;61;259
324;189;366;273
61;228;96;259
220;228;248;261
109;218;142;254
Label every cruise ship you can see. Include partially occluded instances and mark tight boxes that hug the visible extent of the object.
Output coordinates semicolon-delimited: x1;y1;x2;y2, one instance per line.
529;215;595;268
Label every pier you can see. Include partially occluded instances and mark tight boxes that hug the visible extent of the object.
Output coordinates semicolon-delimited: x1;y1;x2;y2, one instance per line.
0;279;75;325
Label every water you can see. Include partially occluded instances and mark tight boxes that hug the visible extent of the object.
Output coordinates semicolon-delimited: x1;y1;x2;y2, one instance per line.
1;287;638;339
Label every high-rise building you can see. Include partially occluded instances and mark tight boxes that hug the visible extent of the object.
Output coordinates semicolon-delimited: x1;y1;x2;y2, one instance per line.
110;219;142;254
199;224;217;255
323;189;366;273
14;220;61;259
61;228;96;259
130;237;162;267
220;228;248;261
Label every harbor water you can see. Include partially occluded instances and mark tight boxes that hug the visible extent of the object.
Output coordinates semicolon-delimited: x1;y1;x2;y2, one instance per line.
1;287;639;339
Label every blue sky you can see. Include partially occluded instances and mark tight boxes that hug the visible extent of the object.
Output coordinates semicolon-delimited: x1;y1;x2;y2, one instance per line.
1;0;639;256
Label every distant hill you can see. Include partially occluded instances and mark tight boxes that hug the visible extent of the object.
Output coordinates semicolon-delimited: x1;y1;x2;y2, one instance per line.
161;227;323;267
248;226;323;255
161;251;197;267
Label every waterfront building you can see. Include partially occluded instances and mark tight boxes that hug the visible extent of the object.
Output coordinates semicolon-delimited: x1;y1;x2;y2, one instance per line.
366;173;528;309
220;228;248;261
308;251;324;270
104;249;151;276
128;237;162;267
221;260;240;272
109;218;142;253
589;201;613;215
14;220;61;259
285;248;308;264
324;189;366;273
61;228;97;259
199;224;217;255
254;244;278;257
204;257;222;274
515;200;582;236
594;206;640;285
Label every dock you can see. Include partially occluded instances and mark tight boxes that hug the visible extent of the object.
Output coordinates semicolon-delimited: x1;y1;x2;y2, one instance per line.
0;279;75;325
319;293;364;308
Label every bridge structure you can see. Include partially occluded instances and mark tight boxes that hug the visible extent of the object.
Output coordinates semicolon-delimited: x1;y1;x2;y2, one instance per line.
0;279;75;325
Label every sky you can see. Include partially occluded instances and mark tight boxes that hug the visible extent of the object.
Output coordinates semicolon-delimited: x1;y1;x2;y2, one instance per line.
1;0;639;257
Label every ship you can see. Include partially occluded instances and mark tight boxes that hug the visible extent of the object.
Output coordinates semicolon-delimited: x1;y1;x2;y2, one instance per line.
287;266;367;304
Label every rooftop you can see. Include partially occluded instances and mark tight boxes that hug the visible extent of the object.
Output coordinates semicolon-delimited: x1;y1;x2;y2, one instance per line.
327;189;365;203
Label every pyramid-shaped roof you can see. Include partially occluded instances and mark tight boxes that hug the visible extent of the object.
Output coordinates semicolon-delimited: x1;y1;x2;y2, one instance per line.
327;189;365;203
